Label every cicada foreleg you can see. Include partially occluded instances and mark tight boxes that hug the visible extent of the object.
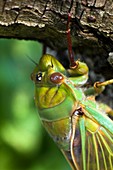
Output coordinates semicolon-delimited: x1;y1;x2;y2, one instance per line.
94;79;113;93
66;13;89;86
85;79;113;97
84;78;113;119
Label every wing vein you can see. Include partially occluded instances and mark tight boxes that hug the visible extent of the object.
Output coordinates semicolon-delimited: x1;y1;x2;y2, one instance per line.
93;134;100;170
96;133;107;170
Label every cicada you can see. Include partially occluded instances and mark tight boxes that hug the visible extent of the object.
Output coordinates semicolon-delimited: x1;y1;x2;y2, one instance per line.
31;53;113;170
31;11;113;169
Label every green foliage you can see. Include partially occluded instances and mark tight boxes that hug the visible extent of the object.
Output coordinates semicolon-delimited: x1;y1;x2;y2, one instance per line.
0;39;70;170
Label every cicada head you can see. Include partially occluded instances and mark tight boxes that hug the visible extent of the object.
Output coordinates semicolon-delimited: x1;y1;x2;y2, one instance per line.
31;54;67;85
31;54;77;121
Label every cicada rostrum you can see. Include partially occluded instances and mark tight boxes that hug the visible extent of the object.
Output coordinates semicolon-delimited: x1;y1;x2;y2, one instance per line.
31;13;113;170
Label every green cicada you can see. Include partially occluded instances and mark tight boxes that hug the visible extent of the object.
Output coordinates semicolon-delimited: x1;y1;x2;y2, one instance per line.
31;10;113;170
31;53;113;170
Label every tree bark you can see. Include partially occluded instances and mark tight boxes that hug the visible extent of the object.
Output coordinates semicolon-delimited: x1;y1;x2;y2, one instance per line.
0;0;113;78
0;0;113;51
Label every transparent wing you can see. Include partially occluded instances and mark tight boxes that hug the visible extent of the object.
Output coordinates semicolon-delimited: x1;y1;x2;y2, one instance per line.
86;128;113;170
62;115;113;170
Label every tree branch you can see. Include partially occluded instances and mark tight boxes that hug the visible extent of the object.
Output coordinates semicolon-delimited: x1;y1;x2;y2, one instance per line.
0;0;113;79
0;0;113;52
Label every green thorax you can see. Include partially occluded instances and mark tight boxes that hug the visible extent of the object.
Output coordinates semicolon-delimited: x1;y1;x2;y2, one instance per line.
35;82;84;121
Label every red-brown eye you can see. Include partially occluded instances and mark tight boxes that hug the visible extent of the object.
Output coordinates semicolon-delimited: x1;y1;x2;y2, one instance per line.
50;72;64;84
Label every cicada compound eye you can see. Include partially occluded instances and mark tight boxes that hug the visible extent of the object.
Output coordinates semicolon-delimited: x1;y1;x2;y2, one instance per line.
36;72;42;82
50;72;64;84
31;72;42;82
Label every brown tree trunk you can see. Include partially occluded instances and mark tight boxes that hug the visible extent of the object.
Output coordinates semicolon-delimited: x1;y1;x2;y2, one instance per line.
0;0;113;50
0;0;113;78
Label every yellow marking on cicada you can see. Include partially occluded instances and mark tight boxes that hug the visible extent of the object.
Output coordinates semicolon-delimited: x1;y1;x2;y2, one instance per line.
85;117;100;134
35;86;66;108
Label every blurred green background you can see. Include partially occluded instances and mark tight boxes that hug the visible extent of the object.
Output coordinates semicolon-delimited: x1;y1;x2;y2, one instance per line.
0;39;71;170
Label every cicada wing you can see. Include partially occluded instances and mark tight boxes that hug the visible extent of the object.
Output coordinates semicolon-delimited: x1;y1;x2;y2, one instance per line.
85;127;113;170
62;115;113;170
42;113;113;170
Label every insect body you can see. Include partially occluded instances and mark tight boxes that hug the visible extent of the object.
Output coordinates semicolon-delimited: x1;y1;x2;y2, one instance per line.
31;54;113;170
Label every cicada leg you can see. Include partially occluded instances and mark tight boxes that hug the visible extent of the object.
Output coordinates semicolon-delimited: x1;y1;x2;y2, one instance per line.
66;12;76;68
66;13;89;86
85;79;113;96
94;79;113;94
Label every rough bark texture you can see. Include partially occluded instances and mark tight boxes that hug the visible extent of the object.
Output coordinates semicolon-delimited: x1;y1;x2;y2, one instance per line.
0;0;113;80
0;0;113;51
